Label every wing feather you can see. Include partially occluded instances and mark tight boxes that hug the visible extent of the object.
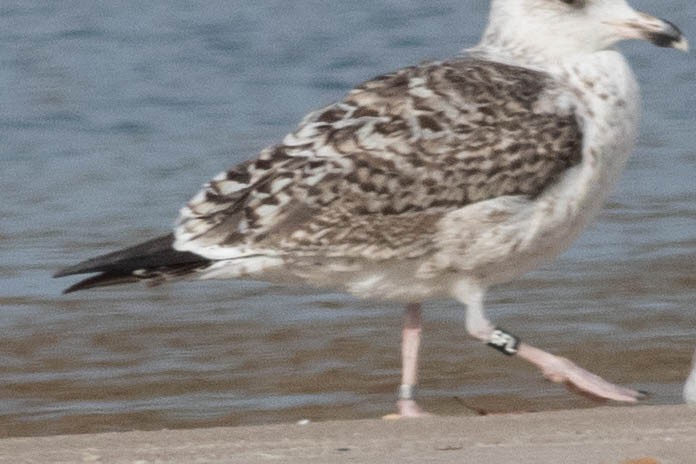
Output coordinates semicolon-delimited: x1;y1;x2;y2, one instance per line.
175;58;583;260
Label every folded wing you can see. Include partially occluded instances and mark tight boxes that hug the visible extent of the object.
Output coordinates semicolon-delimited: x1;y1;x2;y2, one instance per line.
175;58;583;261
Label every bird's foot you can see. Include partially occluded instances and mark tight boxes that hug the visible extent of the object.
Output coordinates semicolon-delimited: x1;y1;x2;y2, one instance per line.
517;343;646;402
382;399;433;419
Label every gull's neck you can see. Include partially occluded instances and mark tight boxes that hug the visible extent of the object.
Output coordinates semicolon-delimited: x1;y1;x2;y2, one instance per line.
468;33;596;70
469;8;607;69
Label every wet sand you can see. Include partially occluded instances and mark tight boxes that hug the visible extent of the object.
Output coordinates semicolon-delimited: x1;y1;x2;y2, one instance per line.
0;405;694;464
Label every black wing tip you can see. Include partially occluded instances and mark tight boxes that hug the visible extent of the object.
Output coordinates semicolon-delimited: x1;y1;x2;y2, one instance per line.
53;266;81;279
61;275;100;294
54;233;210;294
53;260;112;279
53;235;174;279
60;272;140;294
62;281;84;294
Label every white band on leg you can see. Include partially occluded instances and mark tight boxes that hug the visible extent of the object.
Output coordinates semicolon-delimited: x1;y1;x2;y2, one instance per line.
398;384;416;400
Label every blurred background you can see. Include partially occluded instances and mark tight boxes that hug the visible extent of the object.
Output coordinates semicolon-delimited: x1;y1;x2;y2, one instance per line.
1;0;694;437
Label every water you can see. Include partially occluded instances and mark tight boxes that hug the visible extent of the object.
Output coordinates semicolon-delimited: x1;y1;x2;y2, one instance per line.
1;0;695;437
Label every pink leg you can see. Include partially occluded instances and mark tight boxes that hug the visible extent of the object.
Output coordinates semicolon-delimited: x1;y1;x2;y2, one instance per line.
516;343;644;402
454;281;644;403
385;303;431;418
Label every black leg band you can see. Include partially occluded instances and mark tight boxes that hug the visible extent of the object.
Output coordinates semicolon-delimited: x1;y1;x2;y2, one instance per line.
487;327;520;356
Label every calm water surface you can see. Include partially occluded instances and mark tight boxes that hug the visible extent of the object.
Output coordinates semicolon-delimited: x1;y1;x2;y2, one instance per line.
1;1;695;437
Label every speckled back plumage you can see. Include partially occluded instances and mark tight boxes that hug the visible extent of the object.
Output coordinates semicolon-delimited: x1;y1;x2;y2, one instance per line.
175;58;583;262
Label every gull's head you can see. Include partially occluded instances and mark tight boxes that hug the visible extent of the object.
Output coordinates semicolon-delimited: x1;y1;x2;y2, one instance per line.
479;0;688;63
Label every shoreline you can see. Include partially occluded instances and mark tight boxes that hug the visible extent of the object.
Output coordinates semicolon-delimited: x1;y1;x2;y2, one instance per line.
0;405;694;463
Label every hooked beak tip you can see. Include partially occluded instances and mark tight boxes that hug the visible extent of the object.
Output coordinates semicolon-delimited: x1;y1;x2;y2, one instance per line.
644;18;688;52
607;16;688;52
672;36;689;53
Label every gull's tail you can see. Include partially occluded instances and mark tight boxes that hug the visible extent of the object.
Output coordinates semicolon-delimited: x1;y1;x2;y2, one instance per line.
54;234;210;294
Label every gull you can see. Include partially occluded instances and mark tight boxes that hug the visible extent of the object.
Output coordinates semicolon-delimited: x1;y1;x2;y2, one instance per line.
55;0;687;418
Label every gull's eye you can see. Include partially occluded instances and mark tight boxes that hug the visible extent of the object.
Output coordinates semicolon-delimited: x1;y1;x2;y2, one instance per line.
559;0;586;7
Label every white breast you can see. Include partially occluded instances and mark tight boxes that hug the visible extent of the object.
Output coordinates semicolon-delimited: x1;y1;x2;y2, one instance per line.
527;51;640;255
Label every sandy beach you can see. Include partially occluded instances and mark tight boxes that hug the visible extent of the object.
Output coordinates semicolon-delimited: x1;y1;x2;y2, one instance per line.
0;405;693;464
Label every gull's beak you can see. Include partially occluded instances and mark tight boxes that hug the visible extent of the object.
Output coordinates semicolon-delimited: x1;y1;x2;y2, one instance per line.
605;12;689;52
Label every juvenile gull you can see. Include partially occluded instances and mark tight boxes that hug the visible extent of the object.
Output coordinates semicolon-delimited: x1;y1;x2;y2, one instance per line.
55;0;687;417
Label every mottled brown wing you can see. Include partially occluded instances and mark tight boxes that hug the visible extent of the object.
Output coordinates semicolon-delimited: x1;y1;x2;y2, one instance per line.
174;58;583;259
